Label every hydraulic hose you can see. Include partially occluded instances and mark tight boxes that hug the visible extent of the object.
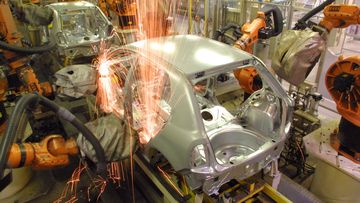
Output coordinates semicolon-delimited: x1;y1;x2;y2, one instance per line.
0;40;56;54
294;0;335;30
0;94;107;179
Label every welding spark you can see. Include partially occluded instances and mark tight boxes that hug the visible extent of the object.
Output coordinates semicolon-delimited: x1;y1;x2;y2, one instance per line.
87;175;107;202
56;1;194;202
94;0;182;145
54;163;86;203
95;41;129;117
107;162;126;187
95;43;172;145
55;161;129;202
128;59;171;144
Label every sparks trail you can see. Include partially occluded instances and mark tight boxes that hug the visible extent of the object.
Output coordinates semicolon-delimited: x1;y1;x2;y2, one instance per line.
94;41;130;117
92;1;183;202
107;162;125;187
128;56;171;144
94;45;172;144
87;175;107;202
55;161;128;203
54;162;86;203
95;0;181;143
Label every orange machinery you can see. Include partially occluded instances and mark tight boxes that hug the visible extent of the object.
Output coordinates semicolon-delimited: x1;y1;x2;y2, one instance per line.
0;0;52;132
231;5;283;94
326;55;360;163
99;0;137;30
319;4;360;32
228;3;360;162
319;4;360;162
0;1;52;96
99;0;174;39
7;135;78;169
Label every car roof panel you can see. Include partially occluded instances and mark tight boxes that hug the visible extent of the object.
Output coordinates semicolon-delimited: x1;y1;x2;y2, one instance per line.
129;35;254;80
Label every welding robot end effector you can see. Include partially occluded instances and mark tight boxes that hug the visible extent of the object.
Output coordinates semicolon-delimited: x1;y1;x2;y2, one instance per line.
9;0;54;26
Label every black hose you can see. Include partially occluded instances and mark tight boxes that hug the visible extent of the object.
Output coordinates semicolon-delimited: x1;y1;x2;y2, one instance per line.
0;40;56;54
293;0;335;30
37;96;107;172
0;94;39;178
212;30;222;40
213;23;241;40
0;94;107;179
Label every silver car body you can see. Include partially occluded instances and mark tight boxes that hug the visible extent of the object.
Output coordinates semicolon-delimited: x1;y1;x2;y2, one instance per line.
123;35;293;195
47;1;113;57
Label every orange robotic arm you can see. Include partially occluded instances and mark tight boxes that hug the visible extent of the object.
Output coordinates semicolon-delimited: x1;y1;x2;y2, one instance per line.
326;55;360;162
234;5;283;53
0;1;52;97
325;55;360;127
234;13;266;53
233;5;283;93
320;4;360;162
99;0;137;29
233;12;266;94
321;4;360;127
7;135;78;169
320;4;360;32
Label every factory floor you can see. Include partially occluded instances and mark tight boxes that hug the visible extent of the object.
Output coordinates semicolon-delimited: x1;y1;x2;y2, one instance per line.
2;11;350;202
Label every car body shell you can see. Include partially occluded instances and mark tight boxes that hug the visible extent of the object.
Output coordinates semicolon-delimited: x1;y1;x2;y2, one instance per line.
123;35;293;195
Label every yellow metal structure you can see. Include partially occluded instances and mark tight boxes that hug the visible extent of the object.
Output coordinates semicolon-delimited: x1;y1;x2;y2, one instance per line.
220;180;292;203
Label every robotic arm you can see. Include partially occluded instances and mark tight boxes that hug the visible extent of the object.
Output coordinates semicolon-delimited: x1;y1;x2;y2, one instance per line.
320;4;360;125
9;0;53;26
7;135;78;169
0;0;54;132
233;15;266;52
320;4;360;32
271;3;360;88
325;55;360;127
234;5;283;53
232;5;283;94
98;0;137;29
317;4;360;162
325;50;360;163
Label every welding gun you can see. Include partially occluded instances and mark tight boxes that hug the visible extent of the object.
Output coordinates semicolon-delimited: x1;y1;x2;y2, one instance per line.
213;5;283;94
9;0;53;26
232;5;283;94
214;5;283;52
233;5;283;52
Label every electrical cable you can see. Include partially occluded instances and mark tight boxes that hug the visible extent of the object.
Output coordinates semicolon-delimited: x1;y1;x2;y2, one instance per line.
213;23;241;40
0;94;38;179
293;0;335;30
0;40;56;54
